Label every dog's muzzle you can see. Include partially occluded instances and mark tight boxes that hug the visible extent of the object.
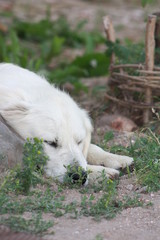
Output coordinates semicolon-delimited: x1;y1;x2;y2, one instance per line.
67;167;88;185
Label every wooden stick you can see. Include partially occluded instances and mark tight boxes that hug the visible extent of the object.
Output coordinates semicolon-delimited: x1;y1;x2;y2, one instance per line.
143;15;157;124
112;73;160;84
105;93;160;109
142;76;160;80
103;16;115;65
111;64;144;70
118;85;144;92
153;12;160;64
112;72;148;82
138;70;160;75
111;64;160;71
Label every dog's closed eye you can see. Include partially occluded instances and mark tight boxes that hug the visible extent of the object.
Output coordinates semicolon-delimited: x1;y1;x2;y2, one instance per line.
44;140;58;148
77;140;82;145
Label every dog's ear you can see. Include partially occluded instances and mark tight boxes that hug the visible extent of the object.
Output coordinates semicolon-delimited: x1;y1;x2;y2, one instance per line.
1;103;29;123
82;110;93;158
0;86;29;124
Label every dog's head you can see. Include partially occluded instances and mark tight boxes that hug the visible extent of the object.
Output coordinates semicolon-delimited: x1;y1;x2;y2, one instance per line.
1;89;93;184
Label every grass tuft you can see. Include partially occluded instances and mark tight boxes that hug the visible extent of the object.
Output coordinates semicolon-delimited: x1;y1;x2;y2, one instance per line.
0;138;48;194
0;214;53;235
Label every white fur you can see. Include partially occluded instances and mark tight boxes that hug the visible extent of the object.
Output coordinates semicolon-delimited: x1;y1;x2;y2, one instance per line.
0;63;133;183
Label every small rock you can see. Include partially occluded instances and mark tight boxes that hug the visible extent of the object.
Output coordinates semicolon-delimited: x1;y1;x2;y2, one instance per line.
97;114;137;132
0;115;24;172
126;184;134;191
136;186;148;193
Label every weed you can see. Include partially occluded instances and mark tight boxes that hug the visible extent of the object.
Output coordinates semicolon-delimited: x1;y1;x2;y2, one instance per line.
108;130;160;192
106;39;145;65
0;214;53;234
0;168;147;234
119;195;144;209
0;138;48;194
0;193;25;214
130;132;160;192
95;234;104;240
49;52;110;88
13;16;104;49
104;131;114;142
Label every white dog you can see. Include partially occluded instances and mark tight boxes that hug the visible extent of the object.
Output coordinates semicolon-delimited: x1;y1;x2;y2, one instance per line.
0;63;133;184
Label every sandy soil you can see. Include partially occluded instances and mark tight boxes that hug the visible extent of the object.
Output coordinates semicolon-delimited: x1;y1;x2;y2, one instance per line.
43;189;160;240
0;1;160;240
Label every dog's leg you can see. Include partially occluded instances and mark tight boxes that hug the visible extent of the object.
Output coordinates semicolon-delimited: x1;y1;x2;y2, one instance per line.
87;144;133;170
87;164;119;183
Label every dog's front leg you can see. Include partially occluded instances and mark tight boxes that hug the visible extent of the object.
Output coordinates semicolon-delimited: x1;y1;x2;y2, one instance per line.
87;144;133;170
87;164;120;183
87;144;133;183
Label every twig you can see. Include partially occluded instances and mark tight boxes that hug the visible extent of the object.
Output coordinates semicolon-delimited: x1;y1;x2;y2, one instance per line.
111;64;144;70
103;16;115;65
143;15;157;124
147;128;160;145
105;93;160;109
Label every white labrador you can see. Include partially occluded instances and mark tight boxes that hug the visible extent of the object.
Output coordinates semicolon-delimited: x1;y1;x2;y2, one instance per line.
0;63;133;184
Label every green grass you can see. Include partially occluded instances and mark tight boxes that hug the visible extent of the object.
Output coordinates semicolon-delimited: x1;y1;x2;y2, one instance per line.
106;129;160;192
130;130;160;192
0;214;53;234
0;138;48;194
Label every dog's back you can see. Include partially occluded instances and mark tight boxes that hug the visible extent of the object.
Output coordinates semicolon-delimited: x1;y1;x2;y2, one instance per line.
0;63;53;102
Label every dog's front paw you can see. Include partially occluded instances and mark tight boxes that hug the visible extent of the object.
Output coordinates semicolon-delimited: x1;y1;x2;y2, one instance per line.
101;153;134;170
118;156;134;169
87;165;119;184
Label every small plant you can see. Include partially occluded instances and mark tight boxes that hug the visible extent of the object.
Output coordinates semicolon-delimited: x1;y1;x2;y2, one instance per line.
106;39;145;65
104;131;114;142
49;52;110;88
129;130;160;192
0;214;53;234
95;234;104;240
0;138;48;194
108;130;160;192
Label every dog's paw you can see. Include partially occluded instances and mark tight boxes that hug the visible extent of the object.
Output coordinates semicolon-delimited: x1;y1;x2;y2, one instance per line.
101;154;134;170
87;165;119;184
117;156;134;169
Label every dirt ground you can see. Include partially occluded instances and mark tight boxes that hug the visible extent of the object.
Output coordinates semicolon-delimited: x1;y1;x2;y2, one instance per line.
0;0;160;240
43;189;160;240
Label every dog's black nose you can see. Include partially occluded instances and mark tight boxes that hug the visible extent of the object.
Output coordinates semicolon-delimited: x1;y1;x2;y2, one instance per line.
68;167;88;185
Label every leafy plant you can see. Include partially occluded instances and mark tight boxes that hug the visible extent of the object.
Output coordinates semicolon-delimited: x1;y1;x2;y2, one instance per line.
106;39;145;65
104;131;114;142
1;138;48;194
0;30;43;70
50;53;110;86
108;130;160;192
13;16;105;49
0;214;53;234
130;131;160;192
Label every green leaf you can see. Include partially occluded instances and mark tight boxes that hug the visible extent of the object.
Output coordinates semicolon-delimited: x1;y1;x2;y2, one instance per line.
104;131;114;142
